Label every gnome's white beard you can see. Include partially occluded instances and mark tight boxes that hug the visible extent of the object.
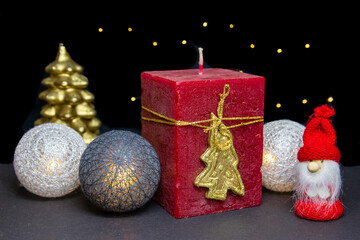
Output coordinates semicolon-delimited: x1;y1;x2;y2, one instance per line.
296;160;341;204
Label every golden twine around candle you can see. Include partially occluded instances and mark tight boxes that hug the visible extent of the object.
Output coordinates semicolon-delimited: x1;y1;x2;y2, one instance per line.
142;85;263;132
142;84;264;201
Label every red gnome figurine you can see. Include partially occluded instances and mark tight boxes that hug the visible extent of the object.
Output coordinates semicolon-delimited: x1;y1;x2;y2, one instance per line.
294;104;343;221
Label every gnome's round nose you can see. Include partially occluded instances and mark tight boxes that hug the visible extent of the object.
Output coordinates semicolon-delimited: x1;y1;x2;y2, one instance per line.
307;160;323;173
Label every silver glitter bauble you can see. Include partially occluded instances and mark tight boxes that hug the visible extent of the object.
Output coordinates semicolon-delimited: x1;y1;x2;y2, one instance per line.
14;123;87;197
262;120;305;192
79;130;161;213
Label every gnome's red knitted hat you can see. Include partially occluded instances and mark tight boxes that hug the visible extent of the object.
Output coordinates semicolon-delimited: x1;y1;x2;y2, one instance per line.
297;104;341;163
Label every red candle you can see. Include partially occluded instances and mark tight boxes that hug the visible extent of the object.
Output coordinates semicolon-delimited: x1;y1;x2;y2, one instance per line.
141;68;265;218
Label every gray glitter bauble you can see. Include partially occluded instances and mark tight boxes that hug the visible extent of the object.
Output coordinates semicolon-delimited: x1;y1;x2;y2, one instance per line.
13;123;87;197
262;120;305;192
79;130;161;213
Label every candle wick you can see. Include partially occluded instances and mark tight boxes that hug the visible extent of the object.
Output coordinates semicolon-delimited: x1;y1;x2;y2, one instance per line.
198;47;203;75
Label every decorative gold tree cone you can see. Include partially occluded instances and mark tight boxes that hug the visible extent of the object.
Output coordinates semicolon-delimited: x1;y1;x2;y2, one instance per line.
41;76;55;88
39;88;65;104
40;89;94;106
34;118;47;126
48;117;70;126
79;89;94;102
70;117;87;133
53;74;71;88
57;104;76;120
35;43;101;145
64;89;83;105
75;102;96;119
34;114;77;127
86;117;101;131
35;117;70;126
82;131;98;145
42;73;89;89
40;104;56;118
64;89;94;104
65;73;88;88
45;43;83;75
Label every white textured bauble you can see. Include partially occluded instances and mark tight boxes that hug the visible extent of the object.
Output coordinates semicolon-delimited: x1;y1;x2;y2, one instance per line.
262;120;305;192
14;123;87;197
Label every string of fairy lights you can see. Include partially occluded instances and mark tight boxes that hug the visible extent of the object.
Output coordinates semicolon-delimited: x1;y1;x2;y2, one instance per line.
97;22;335;109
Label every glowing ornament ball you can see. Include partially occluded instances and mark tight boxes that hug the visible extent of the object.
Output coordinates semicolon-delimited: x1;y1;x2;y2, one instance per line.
79;130;161;213
13;123;87;197
262;120;305;192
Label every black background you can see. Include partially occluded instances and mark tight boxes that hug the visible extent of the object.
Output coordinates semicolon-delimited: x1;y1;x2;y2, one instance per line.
1;3;358;165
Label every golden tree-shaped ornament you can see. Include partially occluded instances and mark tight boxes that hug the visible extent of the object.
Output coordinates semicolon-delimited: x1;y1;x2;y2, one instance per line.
34;43;101;144
194;85;245;201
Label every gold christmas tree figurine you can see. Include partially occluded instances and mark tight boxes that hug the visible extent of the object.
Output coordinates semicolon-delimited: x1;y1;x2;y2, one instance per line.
34;43;101;144
194;85;245;201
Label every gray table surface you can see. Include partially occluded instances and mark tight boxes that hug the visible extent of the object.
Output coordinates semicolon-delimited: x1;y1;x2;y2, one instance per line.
1;163;359;240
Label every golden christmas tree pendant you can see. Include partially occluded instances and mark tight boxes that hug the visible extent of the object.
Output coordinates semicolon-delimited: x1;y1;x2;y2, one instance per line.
194;85;245;201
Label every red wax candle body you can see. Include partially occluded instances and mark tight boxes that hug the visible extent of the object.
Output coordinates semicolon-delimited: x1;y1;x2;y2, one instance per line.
141;68;265;218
